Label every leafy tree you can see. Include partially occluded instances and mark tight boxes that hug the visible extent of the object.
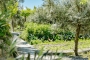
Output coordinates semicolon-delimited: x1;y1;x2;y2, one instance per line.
11;10;25;31
0;0;23;57
9;2;19;31
64;0;90;56
0;0;12;56
53;0;90;56
9;0;24;31
29;0;90;56
21;7;34;22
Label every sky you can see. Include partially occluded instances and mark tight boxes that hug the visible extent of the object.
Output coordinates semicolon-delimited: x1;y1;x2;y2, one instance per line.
22;0;44;9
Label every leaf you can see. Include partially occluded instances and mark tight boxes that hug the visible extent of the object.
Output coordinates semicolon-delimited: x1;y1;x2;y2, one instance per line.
80;0;88;4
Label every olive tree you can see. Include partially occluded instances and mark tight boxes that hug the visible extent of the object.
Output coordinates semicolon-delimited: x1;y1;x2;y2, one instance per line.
30;0;90;56
53;0;90;56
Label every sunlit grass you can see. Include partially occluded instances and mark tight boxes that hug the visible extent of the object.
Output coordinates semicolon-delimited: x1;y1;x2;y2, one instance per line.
33;39;90;52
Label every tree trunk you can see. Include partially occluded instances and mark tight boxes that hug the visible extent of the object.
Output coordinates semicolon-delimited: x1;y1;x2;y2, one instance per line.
12;19;14;32
25;16;26;22
74;24;81;56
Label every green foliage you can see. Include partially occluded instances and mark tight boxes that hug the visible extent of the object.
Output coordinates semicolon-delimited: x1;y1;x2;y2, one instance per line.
8;39;17;57
21;7;35;18
8;2;18;17
0;0;20;57
61;31;75;41
31;40;42;45
80;0;88;4
54;34;61;40
20;22;51;42
21;8;31;17
0;20;11;39
0;13;11;55
20;22;76;42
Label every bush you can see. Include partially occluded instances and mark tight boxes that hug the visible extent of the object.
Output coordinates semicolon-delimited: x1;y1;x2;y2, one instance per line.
58;31;74;41
20;22;75;42
20;22;52;42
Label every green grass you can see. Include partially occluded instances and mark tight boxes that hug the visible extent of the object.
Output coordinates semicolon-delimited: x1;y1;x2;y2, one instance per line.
81;52;90;60
31;39;90;60
32;39;90;52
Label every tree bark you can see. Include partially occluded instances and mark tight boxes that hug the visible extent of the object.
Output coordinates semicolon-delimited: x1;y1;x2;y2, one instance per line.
25;16;26;22
74;24;81;56
12;19;14;32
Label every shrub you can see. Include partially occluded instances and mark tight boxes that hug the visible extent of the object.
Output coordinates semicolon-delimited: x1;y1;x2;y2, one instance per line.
20;22;75;42
20;22;52;42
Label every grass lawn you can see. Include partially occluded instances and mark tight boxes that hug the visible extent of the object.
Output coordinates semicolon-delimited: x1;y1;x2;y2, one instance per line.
31;39;90;52
31;39;90;60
